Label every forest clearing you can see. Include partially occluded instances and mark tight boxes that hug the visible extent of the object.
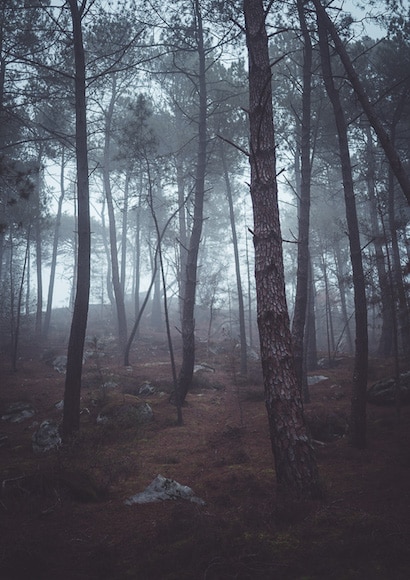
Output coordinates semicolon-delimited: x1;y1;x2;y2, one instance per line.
1;325;409;580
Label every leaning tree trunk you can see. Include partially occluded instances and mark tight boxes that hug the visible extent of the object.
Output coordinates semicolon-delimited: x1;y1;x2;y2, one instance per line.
63;0;91;441
177;0;207;404
387;99;410;357
312;0;410;206
317;7;368;449
244;0;321;499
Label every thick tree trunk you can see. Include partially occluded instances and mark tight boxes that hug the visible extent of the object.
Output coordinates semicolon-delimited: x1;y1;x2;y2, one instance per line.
63;0;91;441
312;0;410;206
244;0;321;499
317;7;368;449
177;0;207;404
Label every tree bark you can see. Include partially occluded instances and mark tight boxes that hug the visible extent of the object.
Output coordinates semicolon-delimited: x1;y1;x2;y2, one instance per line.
177;0;207;404
244;0;321;499
317;6;368;449
63;0;91;441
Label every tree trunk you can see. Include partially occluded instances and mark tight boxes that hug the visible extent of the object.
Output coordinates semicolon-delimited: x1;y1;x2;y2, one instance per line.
34;153;43;340
43;147;66;339
364;125;394;357
133;188;142;322
387;99;410;358
120;170;130;294
388;166;410;357
245;219;254;348
103;75;128;348
333;238;354;354
292;0;313;402
69;193;78;311
317;7;368;449
244;0;321;499
100;199;115;311
305;254;317;371
176;159;188;323
177;0;208;404
320;251;335;361
221;143;247;375
312;0;410;206
12;230;30;372
63;0;91;441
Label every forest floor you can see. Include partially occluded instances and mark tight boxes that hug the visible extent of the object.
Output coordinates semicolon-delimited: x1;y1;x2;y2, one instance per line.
0;327;410;580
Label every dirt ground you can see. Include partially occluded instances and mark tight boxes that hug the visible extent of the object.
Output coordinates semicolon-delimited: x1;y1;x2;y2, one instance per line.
1;329;409;580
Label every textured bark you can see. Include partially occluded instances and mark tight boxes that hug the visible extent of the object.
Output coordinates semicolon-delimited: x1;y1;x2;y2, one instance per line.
63;0;91;440
177;0;207;404
312;0;410;206
244;0;321;499
317;7;368;449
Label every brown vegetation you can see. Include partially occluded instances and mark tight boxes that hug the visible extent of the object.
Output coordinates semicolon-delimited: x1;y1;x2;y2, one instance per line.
1;331;409;579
